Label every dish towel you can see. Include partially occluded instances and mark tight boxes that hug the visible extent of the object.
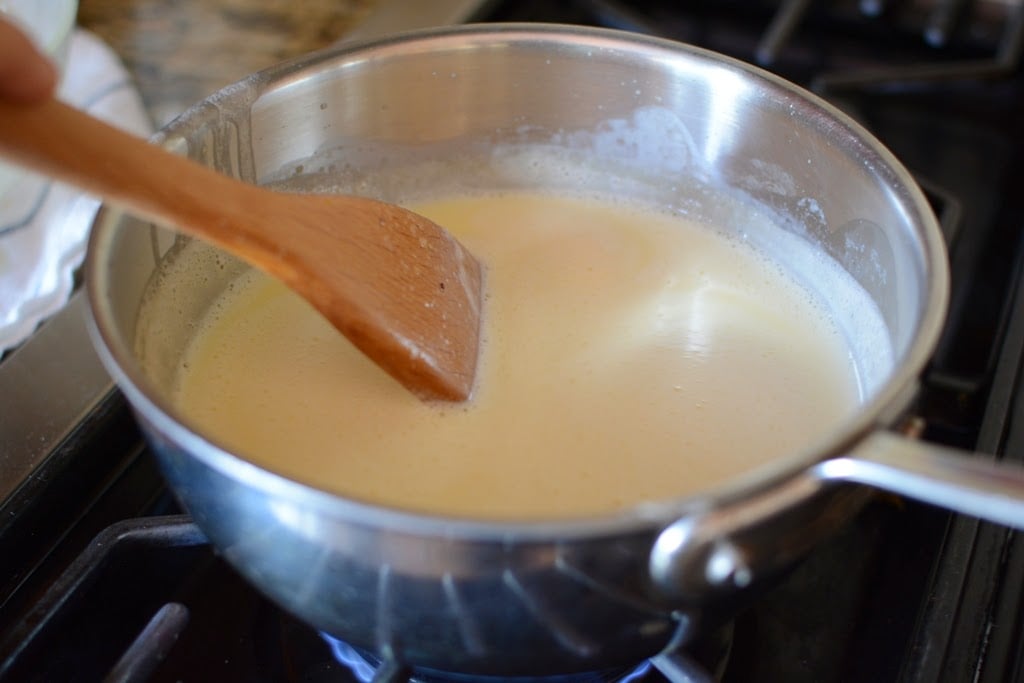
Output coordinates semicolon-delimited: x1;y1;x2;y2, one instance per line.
0;28;153;353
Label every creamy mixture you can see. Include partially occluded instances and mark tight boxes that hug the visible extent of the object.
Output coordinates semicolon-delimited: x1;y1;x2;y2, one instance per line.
172;192;864;520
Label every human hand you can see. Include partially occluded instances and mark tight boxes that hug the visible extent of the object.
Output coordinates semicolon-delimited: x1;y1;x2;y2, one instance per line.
0;17;57;104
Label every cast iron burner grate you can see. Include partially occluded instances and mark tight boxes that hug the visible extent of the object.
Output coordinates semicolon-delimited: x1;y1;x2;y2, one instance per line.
0;516;350;683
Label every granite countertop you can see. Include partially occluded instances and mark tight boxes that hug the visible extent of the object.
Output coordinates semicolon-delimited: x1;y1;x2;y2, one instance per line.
77;0;375;126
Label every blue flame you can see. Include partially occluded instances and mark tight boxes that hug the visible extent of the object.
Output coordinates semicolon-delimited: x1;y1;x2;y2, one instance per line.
618;660;652;683
319;631;655;683
321;632;377;683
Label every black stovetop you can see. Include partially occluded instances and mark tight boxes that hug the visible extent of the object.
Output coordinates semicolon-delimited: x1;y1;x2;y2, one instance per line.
2;1;1024;681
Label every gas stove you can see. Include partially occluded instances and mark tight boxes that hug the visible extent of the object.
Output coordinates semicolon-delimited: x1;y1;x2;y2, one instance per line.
2;1;1023;681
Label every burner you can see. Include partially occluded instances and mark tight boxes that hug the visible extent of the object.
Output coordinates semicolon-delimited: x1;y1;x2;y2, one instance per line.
319;630;734;683
320;632;658;683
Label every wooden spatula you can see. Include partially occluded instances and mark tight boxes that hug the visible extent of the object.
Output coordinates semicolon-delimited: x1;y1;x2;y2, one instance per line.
0;99;483;401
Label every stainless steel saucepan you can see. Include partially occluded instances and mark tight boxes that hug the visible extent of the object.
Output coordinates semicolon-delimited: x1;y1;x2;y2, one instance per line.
84;24;1024;677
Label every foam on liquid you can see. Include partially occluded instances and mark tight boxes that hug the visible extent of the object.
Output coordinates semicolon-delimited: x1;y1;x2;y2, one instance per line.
171;192;867;520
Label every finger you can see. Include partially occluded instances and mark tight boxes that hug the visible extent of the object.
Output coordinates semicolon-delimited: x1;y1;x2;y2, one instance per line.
0;19;58;103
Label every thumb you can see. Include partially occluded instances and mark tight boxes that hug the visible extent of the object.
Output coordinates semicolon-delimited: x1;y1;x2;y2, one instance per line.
0;19;58;104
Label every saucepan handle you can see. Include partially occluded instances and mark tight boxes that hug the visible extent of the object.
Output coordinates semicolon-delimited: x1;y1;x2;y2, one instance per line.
816;430;1024;530
649;431;1024;602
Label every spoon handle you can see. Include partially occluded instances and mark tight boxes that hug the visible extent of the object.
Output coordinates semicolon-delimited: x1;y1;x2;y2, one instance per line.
0;98;256;244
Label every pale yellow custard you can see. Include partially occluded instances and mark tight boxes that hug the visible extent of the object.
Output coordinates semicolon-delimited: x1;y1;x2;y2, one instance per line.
172;192;864;520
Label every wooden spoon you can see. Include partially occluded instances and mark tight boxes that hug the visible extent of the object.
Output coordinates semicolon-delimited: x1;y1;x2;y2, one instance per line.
0;98;483;401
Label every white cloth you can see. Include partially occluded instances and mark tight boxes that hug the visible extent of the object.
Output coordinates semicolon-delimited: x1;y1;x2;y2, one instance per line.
0;29;152;352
